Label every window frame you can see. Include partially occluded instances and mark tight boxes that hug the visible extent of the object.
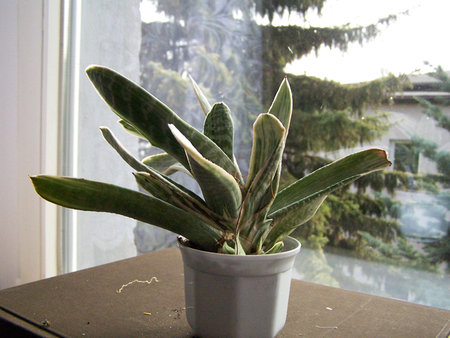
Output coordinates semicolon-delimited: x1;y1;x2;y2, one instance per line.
391;139;420;174
0;0;61;289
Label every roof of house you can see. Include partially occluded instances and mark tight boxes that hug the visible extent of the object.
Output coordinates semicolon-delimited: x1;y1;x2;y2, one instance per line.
393;71;450;103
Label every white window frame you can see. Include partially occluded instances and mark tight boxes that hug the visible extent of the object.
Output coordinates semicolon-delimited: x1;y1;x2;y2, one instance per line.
0;0;61;289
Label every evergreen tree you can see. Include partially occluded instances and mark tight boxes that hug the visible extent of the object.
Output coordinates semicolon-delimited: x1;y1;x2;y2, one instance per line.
137;0;409;256
350;66;450;272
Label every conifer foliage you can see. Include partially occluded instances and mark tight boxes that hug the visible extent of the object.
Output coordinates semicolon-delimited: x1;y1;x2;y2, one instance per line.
139;0;447;267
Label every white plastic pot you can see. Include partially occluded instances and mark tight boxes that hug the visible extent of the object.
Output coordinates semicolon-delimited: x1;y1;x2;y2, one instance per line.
178;237;301;338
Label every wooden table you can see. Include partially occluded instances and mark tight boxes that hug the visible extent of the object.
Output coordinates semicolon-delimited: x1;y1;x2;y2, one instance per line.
1;248;449;337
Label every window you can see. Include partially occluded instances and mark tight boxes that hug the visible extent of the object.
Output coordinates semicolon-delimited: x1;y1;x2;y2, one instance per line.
60;0;449;310
61;0;142;271
393;141;419;174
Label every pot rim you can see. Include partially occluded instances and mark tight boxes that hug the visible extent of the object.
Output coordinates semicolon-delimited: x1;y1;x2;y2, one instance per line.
177;236;301;261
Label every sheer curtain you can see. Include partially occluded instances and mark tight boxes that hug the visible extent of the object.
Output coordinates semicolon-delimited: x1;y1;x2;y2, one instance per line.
63;0;141;271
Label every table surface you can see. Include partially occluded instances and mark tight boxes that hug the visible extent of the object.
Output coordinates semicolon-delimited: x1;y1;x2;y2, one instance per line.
0;248;449;337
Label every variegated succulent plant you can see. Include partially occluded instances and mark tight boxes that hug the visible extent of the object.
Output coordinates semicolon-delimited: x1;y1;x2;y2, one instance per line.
31;66;392;255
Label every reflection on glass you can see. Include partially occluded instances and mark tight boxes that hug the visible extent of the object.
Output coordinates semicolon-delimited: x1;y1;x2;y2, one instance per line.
135;0;449;309
294;247;450;310
393;142;419;174
66;0;449;309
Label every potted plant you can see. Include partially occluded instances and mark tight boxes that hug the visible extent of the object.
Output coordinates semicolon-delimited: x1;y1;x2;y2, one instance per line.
31;66;391;337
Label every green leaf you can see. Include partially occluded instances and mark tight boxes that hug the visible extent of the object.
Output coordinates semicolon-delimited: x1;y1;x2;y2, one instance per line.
169;124;242;220
270;149;392;213
133;170;202;206
245;113;285;189
189;75;212;115
100;127;150;173
238;114;286;235
101;126;188;182
267;77;293;131
235;236;246;256
251;219;272;254
30;175;222;251
220;241;236;254
86;65;242;183
204;103;234;161
118;119;146;139
264;149;392;246
265;195;328;247
134;171;228;231
265;241;284;254
255;78;292;228
142;153;190;176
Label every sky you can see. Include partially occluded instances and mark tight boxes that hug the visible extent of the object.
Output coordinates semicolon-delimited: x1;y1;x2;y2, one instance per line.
283;0;450;83
141;0;450;84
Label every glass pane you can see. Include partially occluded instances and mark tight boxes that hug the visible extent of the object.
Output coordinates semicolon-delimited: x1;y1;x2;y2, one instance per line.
393;142;419;173
136;0;263;253
62;0;449;310
62;0;142;271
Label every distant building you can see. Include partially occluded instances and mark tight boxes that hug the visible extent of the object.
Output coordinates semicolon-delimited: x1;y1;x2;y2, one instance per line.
328;72;449;240
383;72;450;175
376;72;449;240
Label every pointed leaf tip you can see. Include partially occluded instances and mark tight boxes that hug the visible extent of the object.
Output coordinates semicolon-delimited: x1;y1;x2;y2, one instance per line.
31;175;221;250
169;124;242;219
267;78;293;132
203;103;234;161
189;74;212;115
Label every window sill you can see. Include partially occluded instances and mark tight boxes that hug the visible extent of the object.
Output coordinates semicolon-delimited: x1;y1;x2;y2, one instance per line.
0;248;449;337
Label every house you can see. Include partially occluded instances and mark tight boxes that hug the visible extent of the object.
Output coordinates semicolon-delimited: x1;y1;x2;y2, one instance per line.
374;72;449;239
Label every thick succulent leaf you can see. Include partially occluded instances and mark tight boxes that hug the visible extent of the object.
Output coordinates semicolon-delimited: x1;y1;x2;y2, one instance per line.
265;176;359;247
251;219;273;254
142;153;190;176
30;176;222;251
169;124;242;219
100;127;151;173
265;195;329;247
270;149;392;213
221;241;236;254
257;78;292;221
133;170;202;205
265;241;284;254
245;113;285;189
86;66;242;183
101;130;201;206
189;75;211;115
267;77;293;131
264;149;392;247
235;236;246;256
118;119;146;139
238;114;286;235
203;103;234;161
134;171;227;231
